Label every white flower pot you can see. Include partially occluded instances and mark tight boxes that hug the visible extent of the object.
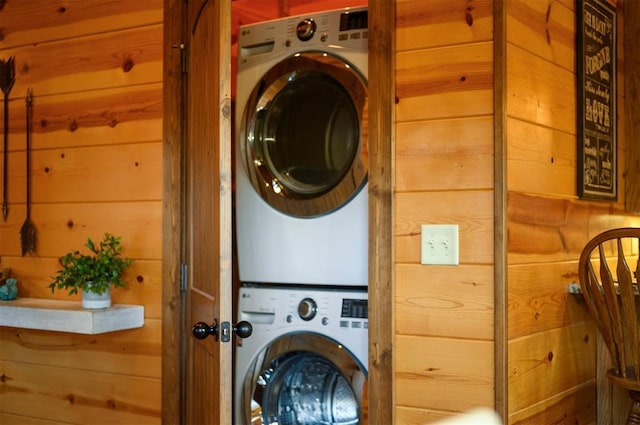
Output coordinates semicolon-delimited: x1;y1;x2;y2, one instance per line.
82;286;111;309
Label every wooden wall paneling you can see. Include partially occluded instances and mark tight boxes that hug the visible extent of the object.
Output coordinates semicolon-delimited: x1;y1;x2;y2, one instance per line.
0;361;161;424
395;43;494;123
506;118;576;197
395;335;494;413
0;0;162;48
395;406;450;424
506;0;575;72
507;262;590;340
506;192;640;264
3;84;163;152
0;201;162;258
507;382;596;425
395;0;493;53
506;44;576;135
395;191;494;265
2;25;163;97
395;263;494;340
369;0;395;423
624;0;640;212
0;1;164;424
2;143;162;205
507;322;596;413
395;117;494;192
0;321;162;378
395;406;451;425
0;413;59;425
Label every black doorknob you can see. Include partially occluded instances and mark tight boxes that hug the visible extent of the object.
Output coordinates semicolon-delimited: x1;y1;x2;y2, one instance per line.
234;321;253;339
192;321;218;340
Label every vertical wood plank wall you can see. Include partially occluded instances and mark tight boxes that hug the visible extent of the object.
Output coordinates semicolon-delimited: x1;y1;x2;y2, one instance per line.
0;2;163;424
394;0;496;421
506;0;638;424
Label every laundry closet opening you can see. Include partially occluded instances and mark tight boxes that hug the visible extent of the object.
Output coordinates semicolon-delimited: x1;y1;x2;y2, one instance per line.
231;1;369;424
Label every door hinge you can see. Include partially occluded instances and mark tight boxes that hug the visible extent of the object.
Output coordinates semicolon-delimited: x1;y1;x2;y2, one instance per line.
180;263;188;292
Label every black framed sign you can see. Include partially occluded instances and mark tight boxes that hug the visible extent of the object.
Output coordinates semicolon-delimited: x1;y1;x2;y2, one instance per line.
577;0;617;201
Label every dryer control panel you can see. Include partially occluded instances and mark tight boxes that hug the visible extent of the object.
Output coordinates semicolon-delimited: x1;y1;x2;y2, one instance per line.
238;6;368;68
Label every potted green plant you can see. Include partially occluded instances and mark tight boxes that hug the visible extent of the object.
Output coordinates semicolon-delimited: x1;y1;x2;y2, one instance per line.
49;233;133;309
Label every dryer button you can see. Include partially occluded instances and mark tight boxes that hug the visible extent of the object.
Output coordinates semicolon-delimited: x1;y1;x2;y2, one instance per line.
286;314;293;323
321;317;329;326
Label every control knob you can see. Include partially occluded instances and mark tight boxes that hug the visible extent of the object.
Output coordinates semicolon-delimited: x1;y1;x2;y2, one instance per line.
298;297;318;321
296;18;316;41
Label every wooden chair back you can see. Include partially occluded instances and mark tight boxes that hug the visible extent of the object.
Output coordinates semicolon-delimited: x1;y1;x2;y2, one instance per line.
578;228;640;386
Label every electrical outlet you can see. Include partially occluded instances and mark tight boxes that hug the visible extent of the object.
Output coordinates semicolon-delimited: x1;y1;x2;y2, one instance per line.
421;224;459;265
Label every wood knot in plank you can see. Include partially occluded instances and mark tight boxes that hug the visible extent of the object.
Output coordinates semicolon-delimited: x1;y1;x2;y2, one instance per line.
465;5;474;26
122;59;134;73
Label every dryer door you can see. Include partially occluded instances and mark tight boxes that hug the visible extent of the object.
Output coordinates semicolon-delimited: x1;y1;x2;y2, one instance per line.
239;333;367;425
239;52;368;217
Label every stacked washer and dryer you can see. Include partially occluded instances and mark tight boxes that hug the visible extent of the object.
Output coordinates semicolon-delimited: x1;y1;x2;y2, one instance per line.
234;6;369;425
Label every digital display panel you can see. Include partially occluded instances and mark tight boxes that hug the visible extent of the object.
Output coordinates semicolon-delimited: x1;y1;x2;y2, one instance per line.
339;11;368;31
341;299;368;318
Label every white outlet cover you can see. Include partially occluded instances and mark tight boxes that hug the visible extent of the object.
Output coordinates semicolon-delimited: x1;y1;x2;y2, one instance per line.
421;224;459;265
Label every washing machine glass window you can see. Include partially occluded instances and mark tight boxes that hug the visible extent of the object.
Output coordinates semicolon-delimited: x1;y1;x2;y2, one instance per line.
240;333;367;425
263;353;358;425
241;52;368;218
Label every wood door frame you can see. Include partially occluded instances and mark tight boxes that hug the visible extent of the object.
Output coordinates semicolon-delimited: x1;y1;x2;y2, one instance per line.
161;1;395;424
493;0;508;420
162;0;186;423
367;2;394;424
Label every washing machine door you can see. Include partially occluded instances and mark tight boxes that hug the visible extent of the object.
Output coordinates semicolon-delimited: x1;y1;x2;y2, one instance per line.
240;52;368;217
239;333;367;425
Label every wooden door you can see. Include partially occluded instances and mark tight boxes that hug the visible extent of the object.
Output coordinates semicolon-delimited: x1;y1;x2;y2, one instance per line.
185;0;233;423
162;0;233;423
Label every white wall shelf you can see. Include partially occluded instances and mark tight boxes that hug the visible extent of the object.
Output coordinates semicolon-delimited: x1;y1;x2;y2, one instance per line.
0;298;144;334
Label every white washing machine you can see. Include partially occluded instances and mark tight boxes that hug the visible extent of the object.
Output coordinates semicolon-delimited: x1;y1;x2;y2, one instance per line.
235;7;369;286
234;285;368;425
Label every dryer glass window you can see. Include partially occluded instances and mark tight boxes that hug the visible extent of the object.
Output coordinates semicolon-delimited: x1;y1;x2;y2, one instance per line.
240;52;368;217
257;73;359;197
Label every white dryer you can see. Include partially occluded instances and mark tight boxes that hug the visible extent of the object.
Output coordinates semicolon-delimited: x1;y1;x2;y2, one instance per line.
234;285;368;425
235;7;369;286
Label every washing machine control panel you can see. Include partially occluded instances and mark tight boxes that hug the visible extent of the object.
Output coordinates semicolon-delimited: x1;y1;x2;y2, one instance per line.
238;287;368;334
